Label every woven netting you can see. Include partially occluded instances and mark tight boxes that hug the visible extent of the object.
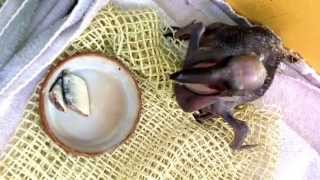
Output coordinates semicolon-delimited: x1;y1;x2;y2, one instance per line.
0;6;280;179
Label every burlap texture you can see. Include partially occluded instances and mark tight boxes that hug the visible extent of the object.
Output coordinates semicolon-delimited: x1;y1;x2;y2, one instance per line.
0;6;280;179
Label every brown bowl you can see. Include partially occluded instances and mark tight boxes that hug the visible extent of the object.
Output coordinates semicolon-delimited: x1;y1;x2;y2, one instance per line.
39;53;141;156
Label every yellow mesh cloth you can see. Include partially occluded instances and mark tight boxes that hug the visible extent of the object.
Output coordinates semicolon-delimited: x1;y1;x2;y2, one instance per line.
0;6;280;179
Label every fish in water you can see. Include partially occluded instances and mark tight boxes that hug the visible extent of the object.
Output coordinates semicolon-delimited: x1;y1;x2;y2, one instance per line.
49;70;90;116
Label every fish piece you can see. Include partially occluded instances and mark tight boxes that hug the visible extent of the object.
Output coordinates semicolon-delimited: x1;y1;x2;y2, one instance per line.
61;70;90;116
49;77;67;112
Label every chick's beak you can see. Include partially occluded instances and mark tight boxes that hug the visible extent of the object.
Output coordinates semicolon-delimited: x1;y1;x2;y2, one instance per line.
170;67;212;84
170;67;225;85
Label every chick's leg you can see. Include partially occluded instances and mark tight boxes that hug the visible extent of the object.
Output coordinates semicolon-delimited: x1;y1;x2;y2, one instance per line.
174;21;202;39
193;106;220;123
172;22;229;67
184;22;206;66
193;111;215;123
172;22;206;68
222;112;256;150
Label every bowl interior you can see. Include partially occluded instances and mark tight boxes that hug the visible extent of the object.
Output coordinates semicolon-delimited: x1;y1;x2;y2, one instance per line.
41;54;140;154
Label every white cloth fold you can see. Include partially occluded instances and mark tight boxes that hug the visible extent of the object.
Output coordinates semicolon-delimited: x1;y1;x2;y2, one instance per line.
0;0;39;68
0;0;25;29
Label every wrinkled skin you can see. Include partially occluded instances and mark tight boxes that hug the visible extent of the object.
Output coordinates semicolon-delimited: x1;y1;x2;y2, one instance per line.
169;22;295;150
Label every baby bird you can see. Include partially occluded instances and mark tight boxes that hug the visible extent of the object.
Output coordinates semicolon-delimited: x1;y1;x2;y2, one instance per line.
169;21;294;149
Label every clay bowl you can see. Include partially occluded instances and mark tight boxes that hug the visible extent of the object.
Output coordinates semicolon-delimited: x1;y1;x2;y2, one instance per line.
39;53;141;156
